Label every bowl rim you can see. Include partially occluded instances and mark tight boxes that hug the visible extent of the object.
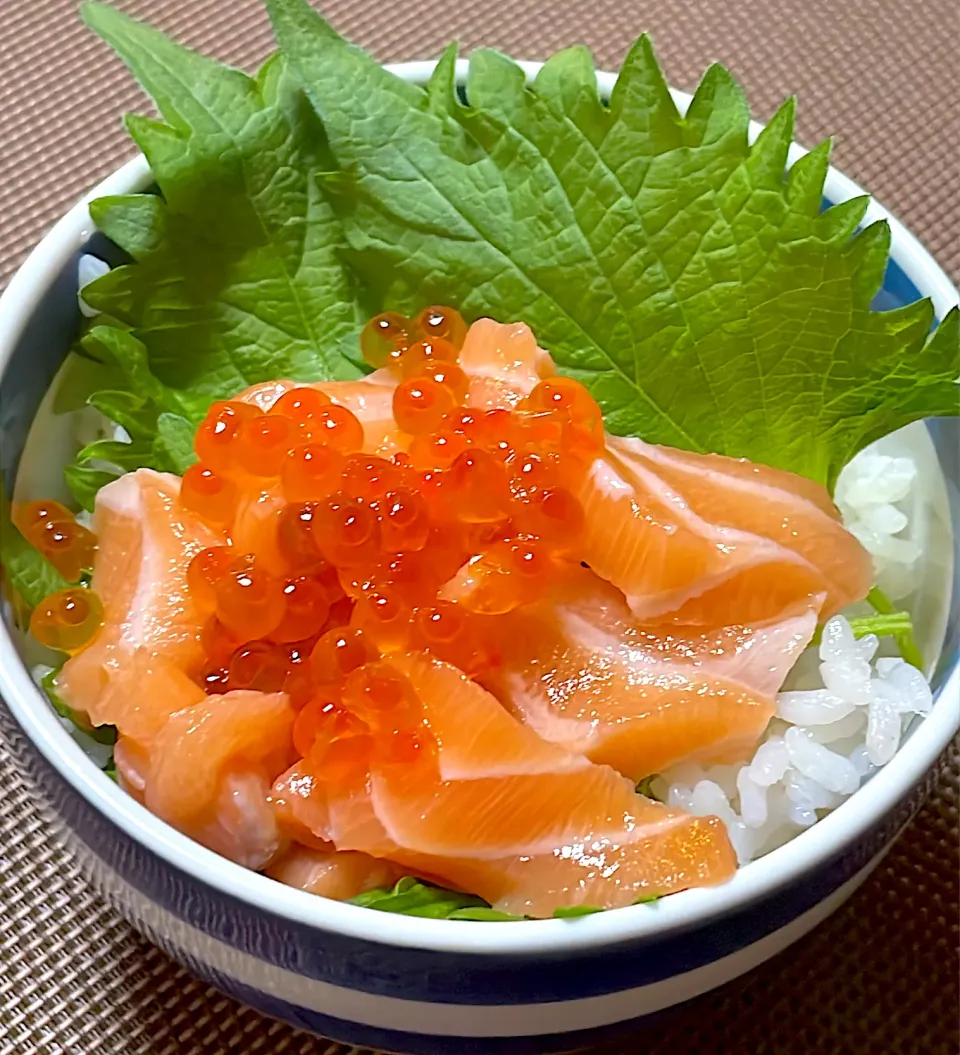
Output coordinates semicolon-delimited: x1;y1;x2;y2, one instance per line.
0;59;957;958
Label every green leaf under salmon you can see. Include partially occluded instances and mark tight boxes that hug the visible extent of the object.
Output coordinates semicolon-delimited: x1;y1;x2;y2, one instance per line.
267;0;959;490
350;877;661;919
78;2;365;429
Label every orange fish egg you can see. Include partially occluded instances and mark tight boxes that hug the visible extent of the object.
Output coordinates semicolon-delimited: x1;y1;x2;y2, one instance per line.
397;337;460;378
350;589;413;652
360;311;410;370
270;387;333;437
373;727;438;769
407;360;469;404
412;305;467;349
340;454;401;503
393;377;458;436
411;600;482;671
281;443;345;503
227;640;291;693
186;546;234;612
235;414;297;477
507;450;563;496
13;499;74;540
315;731;375;782
310;626;377;694
276;502;324;570
313;494;380;566
201;665;231;694
200;616;245;668
312;405;365;454
214;555;286;640
29;516;98;582
341;661;421;731
446;449;512;524
270;575;331;643
379;489;430;552
415;601;466;646
443;407;486;442
524;376;602;428
407;429;469;470
375;549;442;606
29;587;103;653
281;638;318;707
475;408;518;463
194;400;259;472
514;487;584;551
180;464;238;525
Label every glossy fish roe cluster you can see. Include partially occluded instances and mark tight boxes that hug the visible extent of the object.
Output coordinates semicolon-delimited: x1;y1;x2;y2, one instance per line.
15;500;105;655
13;499;97;582
178;306;604;725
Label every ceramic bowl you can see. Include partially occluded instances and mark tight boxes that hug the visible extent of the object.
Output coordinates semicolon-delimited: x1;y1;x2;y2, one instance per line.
0;61;957;1055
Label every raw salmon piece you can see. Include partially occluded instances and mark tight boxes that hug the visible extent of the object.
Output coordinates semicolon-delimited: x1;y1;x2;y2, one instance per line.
607;436;872;619
146;690;297;870
231;482;288;575
266;844;403;900
66;647;206;747
238;318;552;451
459;318;554;409
237;371;404;457
58;469;220;726
576;443;858;625
481;566;816;781
272;653;736;917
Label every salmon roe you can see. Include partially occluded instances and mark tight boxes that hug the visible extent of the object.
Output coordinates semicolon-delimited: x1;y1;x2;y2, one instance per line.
80;306;600;773
14;499;97;582
29;587;103;653
17;306;610;790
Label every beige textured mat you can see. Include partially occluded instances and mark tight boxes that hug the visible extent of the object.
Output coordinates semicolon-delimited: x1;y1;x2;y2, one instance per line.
0;1;958;1053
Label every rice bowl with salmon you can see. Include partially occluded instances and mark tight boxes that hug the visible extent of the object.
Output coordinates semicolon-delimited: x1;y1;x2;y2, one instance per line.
1;0;958;954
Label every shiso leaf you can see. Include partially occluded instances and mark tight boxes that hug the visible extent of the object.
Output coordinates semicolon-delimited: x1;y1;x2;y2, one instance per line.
64;465;123;513
78;1;365;432
154;413;199;474
348;877;494;917
268;0;960;490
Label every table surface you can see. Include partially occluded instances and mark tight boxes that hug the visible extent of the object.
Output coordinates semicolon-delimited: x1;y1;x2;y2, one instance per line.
0;2;957;1053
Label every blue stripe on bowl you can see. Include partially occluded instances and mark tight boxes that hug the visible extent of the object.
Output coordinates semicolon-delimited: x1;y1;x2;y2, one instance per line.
0;701;935;1009
196;974;695;1055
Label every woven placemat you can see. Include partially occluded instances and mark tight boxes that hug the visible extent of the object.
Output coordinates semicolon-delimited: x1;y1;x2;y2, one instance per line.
0;1;957;1053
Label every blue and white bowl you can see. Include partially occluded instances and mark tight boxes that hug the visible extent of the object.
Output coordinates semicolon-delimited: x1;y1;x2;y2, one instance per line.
0;62;957;1055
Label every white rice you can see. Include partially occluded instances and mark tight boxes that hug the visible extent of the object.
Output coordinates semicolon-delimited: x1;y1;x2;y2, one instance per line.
654;443;934;863
835;450;921;601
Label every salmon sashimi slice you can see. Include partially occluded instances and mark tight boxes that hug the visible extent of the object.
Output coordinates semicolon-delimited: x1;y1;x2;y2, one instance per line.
266;844;404;900
576;441;866;625
459;318;554;409
272;653;736;916
58;469;220;727
480;566;817;782
236;317;552;451
607;436;872;619
144;690;297;870
237;370;404;457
